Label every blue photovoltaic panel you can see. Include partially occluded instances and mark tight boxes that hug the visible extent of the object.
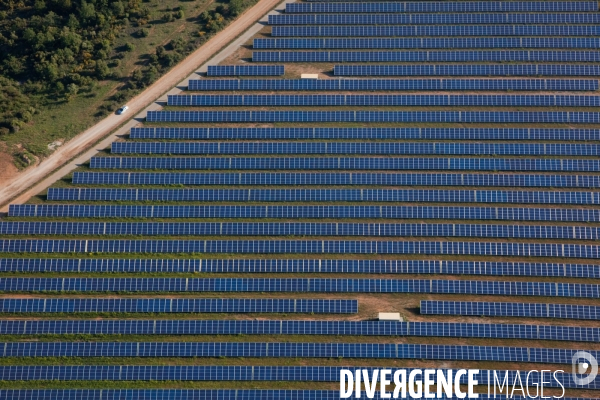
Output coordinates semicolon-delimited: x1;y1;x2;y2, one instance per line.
272;25;600;37
188;79;599;92
1;259;599;278
206;65;284;76
268;13;600;25
2;239;600;258
129;128;600;141
0;278;597;297
1;319;599;343
253;38;600;50
166;94;600;107
254;51;600;63
5;221;600;240
0;298;356;314
111;141;600;155
421;301;600;321
0;342;597;363
14;204;600;223
72;172;600;188
145;111;600;123
285;2;596;13
46;188;600;205
89;156;600;172
0;391;589;400
0;366;590;390
333;65;600;76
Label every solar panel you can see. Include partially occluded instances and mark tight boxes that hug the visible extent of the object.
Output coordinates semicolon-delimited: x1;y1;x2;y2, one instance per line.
46;188;600;205
206;65;284;76
272;25;600;37
268;13;600;25
1;259;598;278
188;79;598;92
421;301;600;320
89;156;600;172
253;38;600;50
1;319;598;342
0;391;590;400
0;366;591;390
1;341;597;363
13;204;600;223
110;141;600;155
145;111;600;123
72;172;600;188
129;127;600;141
0;278;597;297
285;2;596;13
0;298;357;314
254;51;600;63
166;94;600;107
333;65;600;76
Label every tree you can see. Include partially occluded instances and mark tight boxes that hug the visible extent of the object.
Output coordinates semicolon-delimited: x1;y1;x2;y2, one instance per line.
65;83;79;101
229;0;245;16
95;60;110;79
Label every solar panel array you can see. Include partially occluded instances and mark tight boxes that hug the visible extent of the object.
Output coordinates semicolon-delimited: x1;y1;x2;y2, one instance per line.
421;301;600;321
89;157;600;172
5;221;600;240
167;94;600;107
206;65;284;76
272;25;600;37
0;278;598;297
2;320;599;343
188;78;599;91
254;50;600;62
129;127;600;140
6;0;600;395
146;111;600;123
1;259;599;278
0;366;591;389
334;65;600;76
254;38;600;50
0;298;356;314
14;204;600;223
46;188;600;205
0;391;589;400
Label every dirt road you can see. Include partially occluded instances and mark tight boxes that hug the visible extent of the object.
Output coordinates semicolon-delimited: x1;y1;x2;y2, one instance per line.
0;0;285;212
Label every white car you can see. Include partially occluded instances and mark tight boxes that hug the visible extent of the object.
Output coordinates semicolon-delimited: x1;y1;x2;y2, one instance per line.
117;105;129;115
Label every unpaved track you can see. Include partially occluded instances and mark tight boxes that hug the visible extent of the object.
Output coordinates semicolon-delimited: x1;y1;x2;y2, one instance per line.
0;0;286;212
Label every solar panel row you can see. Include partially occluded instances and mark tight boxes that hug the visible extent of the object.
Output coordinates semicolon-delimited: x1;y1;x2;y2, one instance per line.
14;204;600;223
285;2;597;13
0;366;588;389
1;258;599;278
188;78;598;91
1;342;597;363
206;65;284;76
272;25;600;37
1;320;598;342
46;188;600;205
333;65;600;76
71;172;600;188
129;127;600;140
3;239;600;258
254;50;600;62
167;94;600;107
421;301;600;320
0;298;356;314
5;221;600;240
0;278;597;297
0;391;588;400
254;38;600;49
145;111;600;123
111;141;600;155
90;157;600;172
268;13;600;25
